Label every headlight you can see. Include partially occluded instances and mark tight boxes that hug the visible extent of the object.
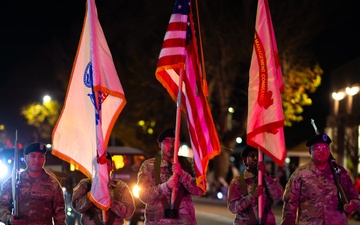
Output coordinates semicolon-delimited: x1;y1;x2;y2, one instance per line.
216;191;224;200
132;185;141;198
67;206;73;216
0;162;9;179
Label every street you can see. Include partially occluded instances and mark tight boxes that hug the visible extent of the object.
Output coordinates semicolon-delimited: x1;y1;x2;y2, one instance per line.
193;197;360;225
127;196;360;225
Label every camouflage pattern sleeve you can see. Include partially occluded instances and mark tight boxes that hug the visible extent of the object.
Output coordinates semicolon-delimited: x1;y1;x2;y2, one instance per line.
339;165;360;212
137;158;169;205
50;175;67;225
264;175;284;203
110;180;135;220
281;169;301;225
178;171;203;197
71;178;94;213
0;177;13;225
227;176;254;214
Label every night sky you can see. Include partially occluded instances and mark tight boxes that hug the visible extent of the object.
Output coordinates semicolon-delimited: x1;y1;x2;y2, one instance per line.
0;0;359;147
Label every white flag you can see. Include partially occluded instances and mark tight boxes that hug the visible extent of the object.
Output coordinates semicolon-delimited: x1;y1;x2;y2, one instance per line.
52;0;126;210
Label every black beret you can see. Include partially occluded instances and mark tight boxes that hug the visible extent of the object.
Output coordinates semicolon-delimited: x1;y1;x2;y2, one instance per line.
24;142;47;155
306;133;332;147
241;145;258;159
157;128;176;143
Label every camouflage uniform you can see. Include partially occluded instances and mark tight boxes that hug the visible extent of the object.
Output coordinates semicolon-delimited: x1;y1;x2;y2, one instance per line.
0;169;67;225
137;156;203;225
227;169;284;225
71;178;135;225
281;160;360;225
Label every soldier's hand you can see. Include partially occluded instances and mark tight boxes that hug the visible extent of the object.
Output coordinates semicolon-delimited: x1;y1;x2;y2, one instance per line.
252;185;264;199
10;215;24;225
257;161;266;174
172;162;183;176
166;174;178;189
344;200;359;214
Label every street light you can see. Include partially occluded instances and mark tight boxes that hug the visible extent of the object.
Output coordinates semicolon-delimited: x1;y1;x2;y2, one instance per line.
43;95;51;104
330;84;360;173
345;86;359;114
227;107;234;130
331;91;345;115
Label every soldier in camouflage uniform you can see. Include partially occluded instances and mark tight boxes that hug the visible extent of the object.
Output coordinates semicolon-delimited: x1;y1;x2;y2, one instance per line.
281;133;360;225
71;152;135;225
227;145;284;225
137;128;203;225
0;142;67;225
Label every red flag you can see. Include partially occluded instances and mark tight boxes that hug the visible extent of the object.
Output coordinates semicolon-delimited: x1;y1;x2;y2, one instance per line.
52;0;126;211
247;0;285;166
155;0;220;194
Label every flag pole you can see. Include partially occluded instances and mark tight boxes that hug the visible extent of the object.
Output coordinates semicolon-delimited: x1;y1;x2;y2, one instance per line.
171;67;184;207
194;0;208;96
94;91;108;225
258;149;263;225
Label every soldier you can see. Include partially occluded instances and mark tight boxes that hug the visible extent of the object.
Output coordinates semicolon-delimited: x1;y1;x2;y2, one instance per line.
227;145;284;225
0;142;67;225
137;128;203;225
71;152;135;225
281;133;360;224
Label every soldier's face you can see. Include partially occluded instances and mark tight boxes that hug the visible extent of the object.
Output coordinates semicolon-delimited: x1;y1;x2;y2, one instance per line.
160;137;175;161
310;143;330;166
246;150;258;171
107;159;113;175
25;152;45;173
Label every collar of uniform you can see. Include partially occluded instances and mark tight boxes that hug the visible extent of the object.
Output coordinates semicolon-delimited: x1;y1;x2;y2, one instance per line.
309;160;331;173
160;158;170;167
24;168;46;180
244;169;256;179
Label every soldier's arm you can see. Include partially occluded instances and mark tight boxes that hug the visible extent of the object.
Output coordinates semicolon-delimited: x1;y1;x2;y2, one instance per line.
264;175;284;203
227;177;254;214
137;159;170;205
281;172;301;225
110;181;135;220
341;167;360;213
52;179;67;225
0;179;13;225
71;179;94;213
178;171;203;196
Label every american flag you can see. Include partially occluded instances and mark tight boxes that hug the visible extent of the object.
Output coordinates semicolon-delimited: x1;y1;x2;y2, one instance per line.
156;0;220;193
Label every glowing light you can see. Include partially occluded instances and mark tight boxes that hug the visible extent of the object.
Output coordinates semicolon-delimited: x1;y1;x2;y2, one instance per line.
132;185;141;198
43;95;51;103
216;192;224;200
112;155;125;169
178;144;193;158
332;91;346;101
345;86;359;96
0;162;9;179
236;137;243;144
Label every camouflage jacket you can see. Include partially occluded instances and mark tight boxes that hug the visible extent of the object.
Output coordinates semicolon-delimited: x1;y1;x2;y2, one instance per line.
281;160;360;225
0;169;67;225
137;156;203;225
227;170;284;225
71;178;135;225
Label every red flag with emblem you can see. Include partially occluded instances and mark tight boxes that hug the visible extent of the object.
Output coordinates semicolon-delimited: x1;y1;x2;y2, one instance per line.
247;0;285;166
